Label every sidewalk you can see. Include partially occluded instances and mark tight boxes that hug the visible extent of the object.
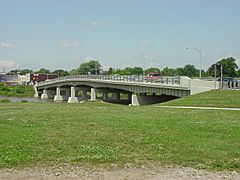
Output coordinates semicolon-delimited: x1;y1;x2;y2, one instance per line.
155;105;240;111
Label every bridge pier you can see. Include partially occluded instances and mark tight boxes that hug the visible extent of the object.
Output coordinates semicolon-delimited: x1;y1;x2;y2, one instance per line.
90;88;96;101
54;87;64;101
34;86;40;98
68;87;79;103
41;89;55;99
54;87;71;101
112;92;120;100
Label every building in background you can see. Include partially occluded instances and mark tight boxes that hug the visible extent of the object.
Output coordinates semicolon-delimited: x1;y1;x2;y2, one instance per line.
26;73;58;85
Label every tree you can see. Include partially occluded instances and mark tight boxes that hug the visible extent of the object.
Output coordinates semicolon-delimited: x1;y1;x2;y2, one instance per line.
145;67;160;75
207;57;238;77
6;69;19;75
69;68;79;75
237;69;240;78
51;69;69;77
107;67;114;75
182;64;198;77
175;67;184;76
35;68;51;74
161;67;176;76
79;60;101;75
20;69;33;75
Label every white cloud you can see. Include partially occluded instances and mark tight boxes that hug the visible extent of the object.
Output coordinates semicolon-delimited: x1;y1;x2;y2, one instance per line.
60;41;80;48
33;27;40;32
137;40;154;48
85;56;97;61
0;60;17;67
90;21;102;28
0;42;16;48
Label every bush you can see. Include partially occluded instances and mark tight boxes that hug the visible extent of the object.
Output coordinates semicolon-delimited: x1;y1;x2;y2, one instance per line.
0;99;10;103
0;83;10;92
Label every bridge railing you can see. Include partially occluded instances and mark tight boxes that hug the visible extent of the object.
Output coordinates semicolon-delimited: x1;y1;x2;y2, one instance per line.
37;75;181;86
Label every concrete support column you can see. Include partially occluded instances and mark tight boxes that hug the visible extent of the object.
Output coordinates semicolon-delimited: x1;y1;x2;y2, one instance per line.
90;88;96;101
34;86;39;98
131;94;140;106
54;87;63;101
103;92;108;100
113;92;120;100
128;93;132;101
68;87;79;103
41;89;55;99
41;90;48;99
82;89;88;100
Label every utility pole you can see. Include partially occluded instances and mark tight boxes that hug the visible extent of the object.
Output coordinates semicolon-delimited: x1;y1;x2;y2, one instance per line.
95;62;98;75
186;47;202;78
214;64;217;89
220;65;223;89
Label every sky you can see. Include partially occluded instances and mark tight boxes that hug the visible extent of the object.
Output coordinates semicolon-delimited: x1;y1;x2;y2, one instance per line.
0;0;240;72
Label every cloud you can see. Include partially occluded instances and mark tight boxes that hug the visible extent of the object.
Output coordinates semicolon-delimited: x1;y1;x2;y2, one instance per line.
0;42;16;48
0;60;17;67
137;40;154;48
60;41;80;48
85;56;97;61
90;21;102;28
33;27;40;32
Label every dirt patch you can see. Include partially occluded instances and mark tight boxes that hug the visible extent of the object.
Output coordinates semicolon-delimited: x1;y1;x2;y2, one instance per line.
1;165;240;180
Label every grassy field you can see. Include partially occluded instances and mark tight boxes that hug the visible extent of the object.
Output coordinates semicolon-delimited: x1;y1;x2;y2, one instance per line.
0;100;240;171
160;90;240;108
0;83;34;97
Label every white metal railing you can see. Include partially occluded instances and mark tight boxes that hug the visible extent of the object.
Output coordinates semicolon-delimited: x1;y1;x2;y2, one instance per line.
36;75;181;86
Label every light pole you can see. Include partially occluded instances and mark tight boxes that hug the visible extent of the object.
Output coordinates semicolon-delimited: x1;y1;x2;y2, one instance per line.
214;63;223;89
220;64;223;89
139;53;146;76
186;47;202;78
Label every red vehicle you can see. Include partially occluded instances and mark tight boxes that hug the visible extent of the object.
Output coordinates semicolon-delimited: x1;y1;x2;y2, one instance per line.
146;72;161;79
144;72;161;82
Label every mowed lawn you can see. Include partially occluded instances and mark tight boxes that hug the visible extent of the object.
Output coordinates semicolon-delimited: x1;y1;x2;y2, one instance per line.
0;99;240;171
160;90;240;108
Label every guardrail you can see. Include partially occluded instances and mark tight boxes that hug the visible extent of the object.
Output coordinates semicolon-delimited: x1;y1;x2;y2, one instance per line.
37;75;181;86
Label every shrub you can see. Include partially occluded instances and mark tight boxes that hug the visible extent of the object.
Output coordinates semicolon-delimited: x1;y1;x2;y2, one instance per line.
0;99;10;103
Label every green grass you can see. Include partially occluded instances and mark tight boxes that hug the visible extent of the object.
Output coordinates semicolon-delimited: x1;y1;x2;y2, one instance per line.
0;83;34;97
0;101;239;171
160;90;240;108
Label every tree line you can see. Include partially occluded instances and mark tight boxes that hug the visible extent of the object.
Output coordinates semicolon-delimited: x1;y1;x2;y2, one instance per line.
5;57;240;78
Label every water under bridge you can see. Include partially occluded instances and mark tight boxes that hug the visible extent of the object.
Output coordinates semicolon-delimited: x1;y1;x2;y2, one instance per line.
34;75;219;106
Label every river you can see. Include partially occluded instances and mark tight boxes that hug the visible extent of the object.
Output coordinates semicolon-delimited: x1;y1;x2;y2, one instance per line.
0;96;53;102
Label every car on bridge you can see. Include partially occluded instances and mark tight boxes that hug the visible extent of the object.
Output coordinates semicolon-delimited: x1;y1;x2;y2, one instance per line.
145;72;162;82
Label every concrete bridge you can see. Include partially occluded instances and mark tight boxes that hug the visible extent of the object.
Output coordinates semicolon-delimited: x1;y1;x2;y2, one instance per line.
34;75;219;106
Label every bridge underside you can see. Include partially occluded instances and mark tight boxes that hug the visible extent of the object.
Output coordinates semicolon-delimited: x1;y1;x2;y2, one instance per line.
35;81;190;106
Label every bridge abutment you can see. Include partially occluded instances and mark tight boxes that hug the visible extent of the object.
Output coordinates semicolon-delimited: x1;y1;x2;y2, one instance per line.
131;94;178;106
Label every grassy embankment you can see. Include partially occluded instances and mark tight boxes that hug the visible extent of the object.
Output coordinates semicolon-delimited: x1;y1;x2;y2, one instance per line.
160;90;240;108
0;90;240;171
0;83;34;97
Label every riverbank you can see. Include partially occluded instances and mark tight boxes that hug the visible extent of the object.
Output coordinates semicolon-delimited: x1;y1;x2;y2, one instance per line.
0;83;34;97
0;101;239;171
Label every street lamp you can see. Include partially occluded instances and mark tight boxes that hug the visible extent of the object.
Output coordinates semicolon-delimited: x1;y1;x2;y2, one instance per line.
214;63;223;89
139;53;146;76
186;47;202;78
